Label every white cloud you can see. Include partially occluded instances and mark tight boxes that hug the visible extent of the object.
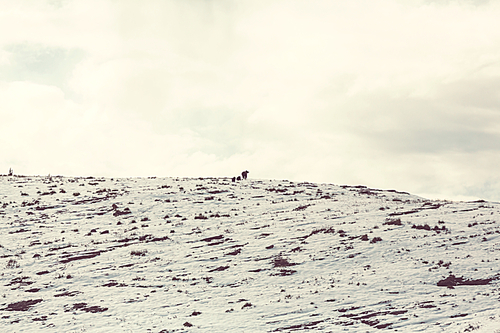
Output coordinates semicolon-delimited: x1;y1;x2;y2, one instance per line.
1;0;500;201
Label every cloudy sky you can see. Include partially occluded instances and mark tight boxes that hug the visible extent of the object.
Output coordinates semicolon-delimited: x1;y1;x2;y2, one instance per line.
1;0;500;201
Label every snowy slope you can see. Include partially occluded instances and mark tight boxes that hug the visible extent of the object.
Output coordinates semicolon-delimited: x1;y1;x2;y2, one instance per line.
1;175;500;332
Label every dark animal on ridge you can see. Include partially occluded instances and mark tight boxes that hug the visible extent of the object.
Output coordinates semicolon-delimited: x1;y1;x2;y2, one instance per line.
231;171;248;182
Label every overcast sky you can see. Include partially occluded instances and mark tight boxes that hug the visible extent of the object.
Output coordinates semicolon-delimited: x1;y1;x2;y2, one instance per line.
1;0;500;201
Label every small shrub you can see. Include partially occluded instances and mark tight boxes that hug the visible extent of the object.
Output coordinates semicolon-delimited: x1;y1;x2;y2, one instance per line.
412;224;448;233
272;256;296;268
6;259;19;268
383;218;402;226
293;204;311;211
6;299;42;311
436;260;452;269
370;237;383;244
131;250;147;256
412;224;431;231
241;302;253;309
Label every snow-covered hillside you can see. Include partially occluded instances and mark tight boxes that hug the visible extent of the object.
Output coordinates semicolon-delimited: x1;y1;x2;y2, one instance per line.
1;175;500;332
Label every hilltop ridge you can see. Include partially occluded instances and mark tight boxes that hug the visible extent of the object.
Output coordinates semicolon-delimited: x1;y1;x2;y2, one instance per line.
1;175;500;332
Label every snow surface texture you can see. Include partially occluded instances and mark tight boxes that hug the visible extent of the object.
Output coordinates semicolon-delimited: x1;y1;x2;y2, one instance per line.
1;175;500;332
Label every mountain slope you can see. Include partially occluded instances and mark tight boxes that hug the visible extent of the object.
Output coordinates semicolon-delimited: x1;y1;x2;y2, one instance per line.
1;176;500;332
